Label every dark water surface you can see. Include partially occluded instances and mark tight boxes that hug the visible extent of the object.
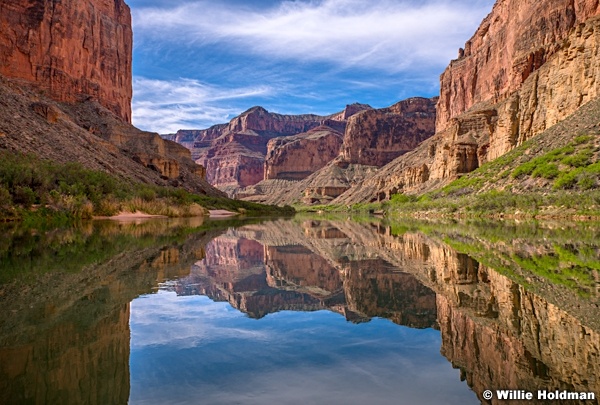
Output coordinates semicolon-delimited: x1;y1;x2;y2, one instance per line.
0;216;599;404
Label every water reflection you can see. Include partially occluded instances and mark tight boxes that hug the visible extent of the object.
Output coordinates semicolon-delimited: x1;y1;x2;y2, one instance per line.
0;217;598;404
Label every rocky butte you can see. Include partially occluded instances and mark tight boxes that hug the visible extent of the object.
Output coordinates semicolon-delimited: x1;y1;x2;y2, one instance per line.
0;0;222;197
335;0;600;204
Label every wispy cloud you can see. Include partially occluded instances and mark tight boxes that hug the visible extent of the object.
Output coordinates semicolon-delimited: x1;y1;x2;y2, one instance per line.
133;0;494;73
132;77;273;133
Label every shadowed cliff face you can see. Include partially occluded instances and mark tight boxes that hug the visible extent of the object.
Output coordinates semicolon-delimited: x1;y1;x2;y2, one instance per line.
0;0;132;122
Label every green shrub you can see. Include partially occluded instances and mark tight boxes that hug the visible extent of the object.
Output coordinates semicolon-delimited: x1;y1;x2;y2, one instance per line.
13;186;36;206
532;163;559;179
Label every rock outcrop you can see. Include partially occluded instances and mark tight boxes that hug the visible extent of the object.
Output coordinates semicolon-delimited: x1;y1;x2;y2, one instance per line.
336;1;600;204
239;98;436;205
437;0;600;131
264;126;344;181
171;104;371;196
341;97;437;166
0;0;132;122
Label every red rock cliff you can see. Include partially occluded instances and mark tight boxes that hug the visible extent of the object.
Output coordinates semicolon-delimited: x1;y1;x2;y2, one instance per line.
0;0;132;122
341;97;437;166
437;0;600;131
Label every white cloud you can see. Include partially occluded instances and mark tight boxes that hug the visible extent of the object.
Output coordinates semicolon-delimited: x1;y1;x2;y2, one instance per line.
131;76;273;133
130;291;270;348
133;0;495;73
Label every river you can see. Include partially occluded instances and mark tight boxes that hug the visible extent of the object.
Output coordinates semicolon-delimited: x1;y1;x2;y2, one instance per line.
0;216;598;404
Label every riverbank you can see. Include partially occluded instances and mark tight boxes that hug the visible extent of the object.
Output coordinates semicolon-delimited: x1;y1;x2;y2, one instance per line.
0;151;294;224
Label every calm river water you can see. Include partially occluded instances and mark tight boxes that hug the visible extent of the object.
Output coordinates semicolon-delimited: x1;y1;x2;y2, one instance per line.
0;216;598;404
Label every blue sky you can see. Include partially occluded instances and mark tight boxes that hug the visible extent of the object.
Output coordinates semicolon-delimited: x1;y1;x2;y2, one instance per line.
127;0;496;133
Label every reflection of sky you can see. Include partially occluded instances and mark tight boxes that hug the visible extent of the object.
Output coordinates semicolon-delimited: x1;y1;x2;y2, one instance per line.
129;291;478;405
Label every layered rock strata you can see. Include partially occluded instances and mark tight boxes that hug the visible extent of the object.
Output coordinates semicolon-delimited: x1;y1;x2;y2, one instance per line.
337;5;600;204
0;78;221;196
341;97;437;166
239;98;437;205
0;0;132;122
437;0;600;131
0;0;221;197
264;126;344;181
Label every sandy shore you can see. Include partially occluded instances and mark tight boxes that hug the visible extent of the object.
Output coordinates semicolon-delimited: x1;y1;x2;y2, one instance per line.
94;211;168;221
209;209;239;218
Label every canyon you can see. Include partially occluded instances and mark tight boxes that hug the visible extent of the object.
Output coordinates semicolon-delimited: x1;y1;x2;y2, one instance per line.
169;98;437;201
164;0;600;206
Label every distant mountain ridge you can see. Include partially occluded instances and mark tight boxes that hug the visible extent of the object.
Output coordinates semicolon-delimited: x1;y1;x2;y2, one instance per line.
163;103;374;196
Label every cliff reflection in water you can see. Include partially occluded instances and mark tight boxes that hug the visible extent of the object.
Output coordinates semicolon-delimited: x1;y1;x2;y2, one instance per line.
166;218;600;404
0;217;599;404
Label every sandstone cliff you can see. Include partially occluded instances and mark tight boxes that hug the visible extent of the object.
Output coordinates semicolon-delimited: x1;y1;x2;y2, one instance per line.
341;97;437;166
437;0;600;131
337;2;600;204
0;1;223;197
0;0;132;122
264;126;344;181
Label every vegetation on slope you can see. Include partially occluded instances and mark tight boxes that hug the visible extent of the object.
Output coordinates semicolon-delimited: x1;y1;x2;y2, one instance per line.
0;151;294;223
371;128;600;218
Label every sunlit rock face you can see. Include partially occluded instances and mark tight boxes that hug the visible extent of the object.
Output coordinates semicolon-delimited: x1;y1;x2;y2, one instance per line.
437;0;600;132
164;105;371;196
239;98;436;205
341;97;437;167
0;0;220;196
336;1;600;204
0;0;132;122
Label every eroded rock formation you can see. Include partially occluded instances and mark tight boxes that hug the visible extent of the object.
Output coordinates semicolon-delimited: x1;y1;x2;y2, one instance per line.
0;0;132;122
341;97;437;166
0;0;222;197
166;104;371;195
239;98;436;205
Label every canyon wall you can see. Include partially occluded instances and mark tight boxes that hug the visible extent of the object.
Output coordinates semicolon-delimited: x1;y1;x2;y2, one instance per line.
0;0;132;122
264;126;344;181
180;105;371;195
437;0;600;131
336;4;600;204
239;99;436;205
0;0;223;197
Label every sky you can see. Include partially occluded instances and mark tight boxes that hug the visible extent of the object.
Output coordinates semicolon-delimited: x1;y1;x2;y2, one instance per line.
127;0;496;134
